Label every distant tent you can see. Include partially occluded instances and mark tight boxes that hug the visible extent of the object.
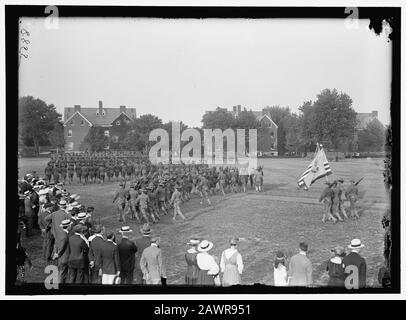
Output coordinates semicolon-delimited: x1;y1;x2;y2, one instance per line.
297;143;332;190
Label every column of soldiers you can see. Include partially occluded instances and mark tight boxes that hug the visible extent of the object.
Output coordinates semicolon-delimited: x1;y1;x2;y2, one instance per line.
319;178;362;223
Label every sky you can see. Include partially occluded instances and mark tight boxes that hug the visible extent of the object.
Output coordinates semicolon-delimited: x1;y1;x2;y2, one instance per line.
18;17;392;127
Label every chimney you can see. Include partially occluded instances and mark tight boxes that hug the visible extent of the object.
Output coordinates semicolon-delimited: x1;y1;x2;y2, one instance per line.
371;110;378;117
98;100;103;115
120;105;126;113
74;105;81;113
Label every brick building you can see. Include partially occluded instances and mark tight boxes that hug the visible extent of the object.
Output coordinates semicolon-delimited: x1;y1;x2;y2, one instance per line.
63;100;136;152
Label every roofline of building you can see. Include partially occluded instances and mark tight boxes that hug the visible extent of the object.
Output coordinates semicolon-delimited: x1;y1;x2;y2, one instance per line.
258;114;279;128
63;111;93;127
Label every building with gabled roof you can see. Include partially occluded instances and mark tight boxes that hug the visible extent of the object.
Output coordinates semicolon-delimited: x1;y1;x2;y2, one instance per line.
63;100;136;152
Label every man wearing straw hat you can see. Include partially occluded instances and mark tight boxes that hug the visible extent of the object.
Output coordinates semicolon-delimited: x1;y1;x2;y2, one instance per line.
134;223;152;284
140;235;166;285
54;219;72;284
118;226;137;284
88;224;105;284
342;239;367;288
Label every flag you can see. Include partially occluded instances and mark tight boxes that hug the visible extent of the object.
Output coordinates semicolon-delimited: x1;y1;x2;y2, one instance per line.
297;143;332;190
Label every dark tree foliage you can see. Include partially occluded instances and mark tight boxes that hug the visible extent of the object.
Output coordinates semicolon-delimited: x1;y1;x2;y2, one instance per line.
18;96;62;155
83;127;110;152
358;118;386;152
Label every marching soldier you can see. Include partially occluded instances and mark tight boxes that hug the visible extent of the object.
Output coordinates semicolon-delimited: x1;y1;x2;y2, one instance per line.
345;180;360;219
319;182;337;223
113;182;128;223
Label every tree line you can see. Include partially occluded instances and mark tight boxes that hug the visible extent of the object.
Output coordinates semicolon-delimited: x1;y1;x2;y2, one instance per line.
18;88;387;155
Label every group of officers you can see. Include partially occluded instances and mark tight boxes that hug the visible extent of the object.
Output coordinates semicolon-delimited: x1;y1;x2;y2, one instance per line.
319;178;361;223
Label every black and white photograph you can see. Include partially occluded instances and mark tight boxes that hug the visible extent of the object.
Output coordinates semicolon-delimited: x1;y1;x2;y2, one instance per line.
2;1;402;304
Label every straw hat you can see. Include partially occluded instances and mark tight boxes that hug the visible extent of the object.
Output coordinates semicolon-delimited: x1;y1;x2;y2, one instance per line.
197;240;214;252
348;239;365;250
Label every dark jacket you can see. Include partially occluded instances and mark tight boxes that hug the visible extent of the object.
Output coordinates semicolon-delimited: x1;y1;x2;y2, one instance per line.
100;240;121;275
58;230;70;265
89;234;105;269
342;252;367;288
68;233;89;269
118;237;137;272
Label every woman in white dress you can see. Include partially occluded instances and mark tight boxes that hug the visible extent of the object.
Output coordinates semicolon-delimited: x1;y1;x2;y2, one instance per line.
273;251;288;286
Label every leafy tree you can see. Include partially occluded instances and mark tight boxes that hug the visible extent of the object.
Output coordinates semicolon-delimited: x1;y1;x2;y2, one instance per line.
18;96;62;155
83;127;109;152
122;114;163;153
357;118;386;152
202;107;235;130
311;89;357;152
285;113;302;154
48;122;65;148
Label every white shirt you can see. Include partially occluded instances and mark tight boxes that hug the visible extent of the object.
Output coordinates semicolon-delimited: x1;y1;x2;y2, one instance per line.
88;233;103;243
274;264;288;286
220;248;244;274
196;252;219;275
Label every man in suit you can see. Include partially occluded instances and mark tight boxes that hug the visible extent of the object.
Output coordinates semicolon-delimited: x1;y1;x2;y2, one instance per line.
118;226;137;284
45;200;70;255
134;223;152;284
100;231;121;284
88;224;105;284
342;239;367;288
54;219;71;284
67;224;89;283
288;242;313;287
140;235;166;285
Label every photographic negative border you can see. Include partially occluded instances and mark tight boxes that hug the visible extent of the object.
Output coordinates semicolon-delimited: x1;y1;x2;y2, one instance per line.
5;5;400;295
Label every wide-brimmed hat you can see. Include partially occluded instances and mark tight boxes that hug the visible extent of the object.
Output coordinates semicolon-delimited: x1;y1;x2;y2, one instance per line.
59;219;72;228
187;237;200;246
140;223;151;235
151;235;160;243
23;190;31;196
119;182;124;186
198;240;214;252
73;224;83;233
348;239;365;249
230;237;239;246
38;189;48;196
119;226;133;233
77;212;88;220
69;201;80;208
59;199;67;207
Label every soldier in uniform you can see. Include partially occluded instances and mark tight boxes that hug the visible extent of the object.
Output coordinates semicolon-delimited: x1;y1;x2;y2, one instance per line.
60;163;67;185
99;163;106;185
44;164;53;182
135;188;154;224
319;182;337;223
345;180;360;219
129;184;141;223
67;162;75;185
53;165;60;184
114;162;120;181
76;162;82;184
113;182;128;223
82;163;89;185
171;185;186;221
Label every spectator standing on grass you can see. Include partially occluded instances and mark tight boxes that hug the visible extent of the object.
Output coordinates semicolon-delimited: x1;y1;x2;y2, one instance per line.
287;242;313;287
134;224;152;284
100;231;121;285
273;251;288;286
67;224;89;284
88;224;105;284
54;219;71;284
342;239;367;288
118;226;138;284
220;237;244;286
196;240;220;286
185;237;200;285
326;246;346;287
140;235;166;285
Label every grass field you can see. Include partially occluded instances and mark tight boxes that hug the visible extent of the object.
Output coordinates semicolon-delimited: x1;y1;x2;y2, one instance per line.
18;157;389;287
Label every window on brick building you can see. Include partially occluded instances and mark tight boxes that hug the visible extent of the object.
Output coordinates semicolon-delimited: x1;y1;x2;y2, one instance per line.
67;142;74;150
81;120;84;126
104;130;110;137
68;129;72;137
116;121;120;126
